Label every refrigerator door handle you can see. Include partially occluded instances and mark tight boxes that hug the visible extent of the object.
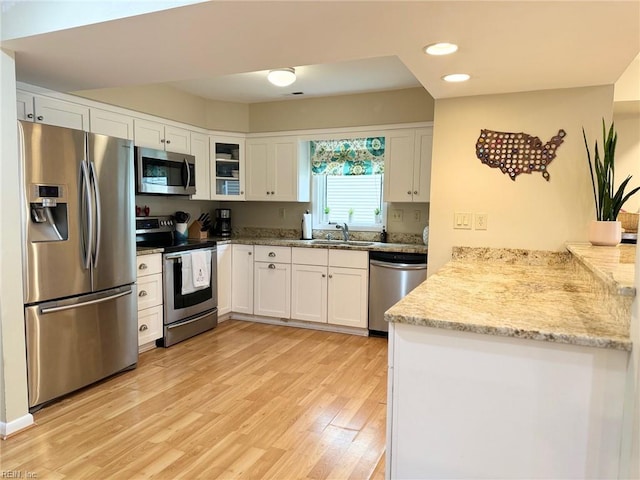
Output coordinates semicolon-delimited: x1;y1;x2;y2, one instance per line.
184;158;191;190
40;289;132;314
80;160;93;270
89;161;102;268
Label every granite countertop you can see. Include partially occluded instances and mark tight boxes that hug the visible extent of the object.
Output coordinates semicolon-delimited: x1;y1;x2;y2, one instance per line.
386;244;635;351
137;237;428;255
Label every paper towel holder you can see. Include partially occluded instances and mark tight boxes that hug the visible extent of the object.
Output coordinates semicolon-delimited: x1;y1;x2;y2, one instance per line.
301;210;313;240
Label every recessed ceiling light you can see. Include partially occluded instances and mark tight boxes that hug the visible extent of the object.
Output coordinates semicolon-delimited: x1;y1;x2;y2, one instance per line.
267;67;296;87
424;42;458;56
442;73;470;83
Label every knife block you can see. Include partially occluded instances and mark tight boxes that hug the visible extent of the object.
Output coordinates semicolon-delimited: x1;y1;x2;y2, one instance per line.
187;221;209;239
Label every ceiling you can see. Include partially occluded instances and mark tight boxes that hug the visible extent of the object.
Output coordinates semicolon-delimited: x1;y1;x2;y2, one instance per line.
2;1;639;104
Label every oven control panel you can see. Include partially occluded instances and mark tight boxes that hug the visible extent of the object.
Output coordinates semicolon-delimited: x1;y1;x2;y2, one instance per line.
136;216;175;234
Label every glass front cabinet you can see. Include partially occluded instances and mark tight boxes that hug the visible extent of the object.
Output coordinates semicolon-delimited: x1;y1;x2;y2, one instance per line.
210;137;245;200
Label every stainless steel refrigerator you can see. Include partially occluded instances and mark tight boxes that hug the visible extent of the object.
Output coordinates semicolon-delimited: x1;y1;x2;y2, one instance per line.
19;121;137;411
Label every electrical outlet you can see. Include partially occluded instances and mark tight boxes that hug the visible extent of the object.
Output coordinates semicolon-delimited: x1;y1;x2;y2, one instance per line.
475;213;488;230
453;212;472;230
413;210;421;222
391;209;404;222
278;207;286;219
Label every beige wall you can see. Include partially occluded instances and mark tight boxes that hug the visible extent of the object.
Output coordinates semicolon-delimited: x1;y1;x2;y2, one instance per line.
0;48;30;427
249;87;434;133
428;85;614;275
73;85;434;135
74;84;250;132
613;111;640;213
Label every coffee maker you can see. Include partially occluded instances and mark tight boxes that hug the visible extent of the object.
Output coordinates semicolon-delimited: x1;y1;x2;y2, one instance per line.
214;208;232;237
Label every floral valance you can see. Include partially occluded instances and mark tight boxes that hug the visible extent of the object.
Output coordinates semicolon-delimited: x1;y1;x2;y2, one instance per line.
311;137;385;176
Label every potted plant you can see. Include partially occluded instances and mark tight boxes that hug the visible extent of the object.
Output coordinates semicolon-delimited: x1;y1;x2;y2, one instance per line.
348;208;354;223
374;207;382;224
323;206;330;223
583;120;640;246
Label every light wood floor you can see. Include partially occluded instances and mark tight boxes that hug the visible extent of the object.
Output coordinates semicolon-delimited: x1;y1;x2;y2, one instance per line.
2;320;388;479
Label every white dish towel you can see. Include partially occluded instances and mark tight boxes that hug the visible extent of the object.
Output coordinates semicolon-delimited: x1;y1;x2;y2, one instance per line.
181;250;211;295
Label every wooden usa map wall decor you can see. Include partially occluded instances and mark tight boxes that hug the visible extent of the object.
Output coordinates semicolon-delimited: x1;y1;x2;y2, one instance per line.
475;129;566;181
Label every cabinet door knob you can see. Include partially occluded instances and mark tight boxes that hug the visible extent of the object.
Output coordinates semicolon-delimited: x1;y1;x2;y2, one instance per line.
166;140;171;144
322;274;326;278
37;115;44;121
266;191;270;195
271;191;275;195
160;139;165;143
240;191;244;195
139;324;148;331
139;263;148;270
328;274;333;279
407;190;412;195
27;113;34;119
139;290;148;297
414;190;418;194
268;263;276;269
248;252;252;255
268;252;276;257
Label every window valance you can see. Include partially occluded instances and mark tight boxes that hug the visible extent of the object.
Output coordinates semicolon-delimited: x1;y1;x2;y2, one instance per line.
311;137;385;176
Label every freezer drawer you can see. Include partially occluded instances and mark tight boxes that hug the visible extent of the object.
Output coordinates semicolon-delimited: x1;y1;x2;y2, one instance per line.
24;285;137;410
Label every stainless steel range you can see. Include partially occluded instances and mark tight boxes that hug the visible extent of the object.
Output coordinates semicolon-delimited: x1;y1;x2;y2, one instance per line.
136;216;217;347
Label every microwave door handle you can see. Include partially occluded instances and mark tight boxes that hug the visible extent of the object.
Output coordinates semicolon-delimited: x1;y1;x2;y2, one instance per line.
89;161;101;268
183;158;191;190
80;160;93;270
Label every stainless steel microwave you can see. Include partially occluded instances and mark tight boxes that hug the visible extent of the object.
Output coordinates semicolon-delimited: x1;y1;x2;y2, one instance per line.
135;147;196;195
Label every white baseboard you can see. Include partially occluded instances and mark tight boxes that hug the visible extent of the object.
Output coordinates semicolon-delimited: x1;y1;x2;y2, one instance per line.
1;413;34;439
230;313;369;337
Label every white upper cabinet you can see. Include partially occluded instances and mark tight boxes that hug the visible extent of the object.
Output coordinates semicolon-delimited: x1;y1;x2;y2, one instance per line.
384;127;433;203
211;136;245;201
190;132;210;200
134;119;191;154
245;136;310;202
90;108;134;140
17;91;90;131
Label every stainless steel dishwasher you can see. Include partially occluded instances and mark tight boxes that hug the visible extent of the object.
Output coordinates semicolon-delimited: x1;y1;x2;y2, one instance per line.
368;251;427;335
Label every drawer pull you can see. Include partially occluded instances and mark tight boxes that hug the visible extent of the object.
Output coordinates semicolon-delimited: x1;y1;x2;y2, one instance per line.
139;290;148;297
139;263;148;270
268;252;276;257
139;324;148;332
268;263;276;269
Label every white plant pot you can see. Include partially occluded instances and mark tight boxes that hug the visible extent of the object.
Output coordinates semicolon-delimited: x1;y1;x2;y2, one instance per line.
588;220;621;246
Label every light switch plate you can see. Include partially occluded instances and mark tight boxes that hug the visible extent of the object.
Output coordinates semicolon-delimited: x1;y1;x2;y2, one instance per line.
453;212;472;230
391;209;404;222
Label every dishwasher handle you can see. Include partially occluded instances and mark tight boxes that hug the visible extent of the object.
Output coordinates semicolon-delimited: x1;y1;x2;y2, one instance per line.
370;259;427;270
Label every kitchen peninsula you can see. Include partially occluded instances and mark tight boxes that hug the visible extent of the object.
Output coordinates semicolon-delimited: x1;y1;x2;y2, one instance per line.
385;243;636;479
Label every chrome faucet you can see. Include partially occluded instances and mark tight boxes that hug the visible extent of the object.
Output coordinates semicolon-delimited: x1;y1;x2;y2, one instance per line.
336;223;349;241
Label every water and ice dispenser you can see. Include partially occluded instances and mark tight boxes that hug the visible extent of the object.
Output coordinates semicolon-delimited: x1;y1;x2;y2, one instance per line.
28;184;68;242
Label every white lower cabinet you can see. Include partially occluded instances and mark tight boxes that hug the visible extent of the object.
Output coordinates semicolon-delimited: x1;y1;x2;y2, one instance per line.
253;246;292;319
136;254;163;348
291;248;368;329
231;244;254;314
327;250;368;328
291;264;328;323
327;266;368;328
291;248;328;324
217;244;232;316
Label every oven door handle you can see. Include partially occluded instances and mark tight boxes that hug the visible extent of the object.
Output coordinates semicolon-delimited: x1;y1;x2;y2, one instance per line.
167;310;216;330
164;248;216;260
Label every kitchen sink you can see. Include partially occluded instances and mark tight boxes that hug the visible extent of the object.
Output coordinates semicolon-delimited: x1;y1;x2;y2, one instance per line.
309;239;375;246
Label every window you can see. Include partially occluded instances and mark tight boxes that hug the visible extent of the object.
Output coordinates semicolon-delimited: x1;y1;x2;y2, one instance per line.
311;137;385;229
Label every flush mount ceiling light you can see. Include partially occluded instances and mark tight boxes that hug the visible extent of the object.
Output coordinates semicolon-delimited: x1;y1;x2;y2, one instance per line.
424;42;458;56
442;73;470;83
267;67;296;87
